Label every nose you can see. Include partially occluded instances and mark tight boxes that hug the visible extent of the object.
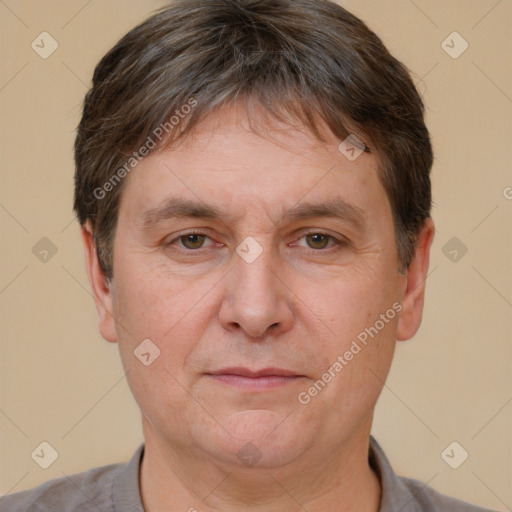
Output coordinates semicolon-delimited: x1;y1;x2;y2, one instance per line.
218;249;294;340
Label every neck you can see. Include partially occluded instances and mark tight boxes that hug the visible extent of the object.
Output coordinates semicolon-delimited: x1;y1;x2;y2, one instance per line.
139;420;381;512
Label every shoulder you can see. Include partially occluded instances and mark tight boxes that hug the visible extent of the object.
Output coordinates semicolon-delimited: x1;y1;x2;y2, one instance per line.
369;436;497;512
0;461;122;512
398;475;497;512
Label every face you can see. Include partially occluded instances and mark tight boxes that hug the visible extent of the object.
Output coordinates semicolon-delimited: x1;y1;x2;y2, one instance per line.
83;105;433;469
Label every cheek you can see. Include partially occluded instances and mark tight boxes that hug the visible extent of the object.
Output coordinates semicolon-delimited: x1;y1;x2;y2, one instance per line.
296;264;399;399
109;259;198;384
110;261;208;426
112;253;208;336
304;264;399;342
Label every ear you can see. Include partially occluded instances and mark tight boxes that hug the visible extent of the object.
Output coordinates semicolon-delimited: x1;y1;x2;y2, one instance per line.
81;221;117;343
396;218;435;341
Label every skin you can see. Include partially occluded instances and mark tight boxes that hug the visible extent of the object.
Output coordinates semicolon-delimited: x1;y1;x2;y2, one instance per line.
82;105;434;512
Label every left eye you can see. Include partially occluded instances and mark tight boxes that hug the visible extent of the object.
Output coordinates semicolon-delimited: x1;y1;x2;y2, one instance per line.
178;233;210;249
296;233;339;250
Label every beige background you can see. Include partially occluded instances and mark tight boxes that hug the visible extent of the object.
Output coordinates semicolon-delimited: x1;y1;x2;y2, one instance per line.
0;0;510;510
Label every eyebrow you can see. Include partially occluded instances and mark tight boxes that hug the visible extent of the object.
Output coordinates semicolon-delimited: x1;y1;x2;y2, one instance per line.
139;198;226;229
283;200;365;228
139;197;366;231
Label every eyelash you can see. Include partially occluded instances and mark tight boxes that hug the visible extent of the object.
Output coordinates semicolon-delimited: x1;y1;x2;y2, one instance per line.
165;229;348;255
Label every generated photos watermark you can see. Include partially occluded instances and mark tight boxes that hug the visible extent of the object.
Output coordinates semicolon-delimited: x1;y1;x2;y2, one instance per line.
298;302;403;405
93;97;198;200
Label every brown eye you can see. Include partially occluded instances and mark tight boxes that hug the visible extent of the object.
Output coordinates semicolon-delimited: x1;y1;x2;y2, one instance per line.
305;233;330;249
180;234;207;249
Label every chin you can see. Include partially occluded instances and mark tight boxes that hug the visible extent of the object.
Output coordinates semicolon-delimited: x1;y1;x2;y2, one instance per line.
199;409;316;469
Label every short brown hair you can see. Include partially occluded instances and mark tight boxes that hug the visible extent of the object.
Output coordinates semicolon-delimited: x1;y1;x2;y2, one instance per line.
74;0;432;280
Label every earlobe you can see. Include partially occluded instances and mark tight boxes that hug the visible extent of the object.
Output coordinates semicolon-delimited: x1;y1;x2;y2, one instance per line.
81;221;118;343
396;218;435;341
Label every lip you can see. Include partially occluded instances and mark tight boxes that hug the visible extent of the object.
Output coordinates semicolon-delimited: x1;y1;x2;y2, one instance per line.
208;367;302;378
206;367;305;390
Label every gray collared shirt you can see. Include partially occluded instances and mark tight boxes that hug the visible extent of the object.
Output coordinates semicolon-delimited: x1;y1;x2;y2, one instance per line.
0;436;496;511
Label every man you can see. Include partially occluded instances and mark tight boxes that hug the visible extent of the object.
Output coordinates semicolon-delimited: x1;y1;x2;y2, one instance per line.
0;0;495;511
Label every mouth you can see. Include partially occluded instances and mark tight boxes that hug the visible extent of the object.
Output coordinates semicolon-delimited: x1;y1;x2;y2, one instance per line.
206;367;306;390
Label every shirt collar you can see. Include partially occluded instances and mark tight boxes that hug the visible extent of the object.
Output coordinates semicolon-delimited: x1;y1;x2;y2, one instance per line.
369;435;423;511
113;443;145;512
113;436;418;512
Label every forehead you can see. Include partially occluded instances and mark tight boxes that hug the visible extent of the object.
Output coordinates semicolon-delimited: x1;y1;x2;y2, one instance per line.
118;105;389;228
